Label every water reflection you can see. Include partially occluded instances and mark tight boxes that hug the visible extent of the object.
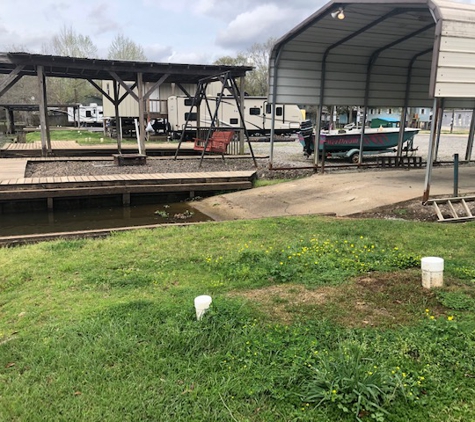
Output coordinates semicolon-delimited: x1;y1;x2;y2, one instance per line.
0;202;212;237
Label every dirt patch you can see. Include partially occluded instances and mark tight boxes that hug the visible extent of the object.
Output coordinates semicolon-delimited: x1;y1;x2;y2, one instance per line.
230;270;446;327
231;284;338;324
348;198;438;222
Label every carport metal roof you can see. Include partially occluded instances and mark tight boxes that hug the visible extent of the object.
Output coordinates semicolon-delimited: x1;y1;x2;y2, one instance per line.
269;0;475;108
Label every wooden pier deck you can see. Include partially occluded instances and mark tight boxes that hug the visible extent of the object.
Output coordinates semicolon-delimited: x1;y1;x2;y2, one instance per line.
0;140;196;157
0;158;28;180
0;140;259;212
0;157;256;211
0;170;256;211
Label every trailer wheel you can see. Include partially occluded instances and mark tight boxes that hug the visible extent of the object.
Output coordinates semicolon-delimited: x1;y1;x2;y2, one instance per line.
349;152;360;164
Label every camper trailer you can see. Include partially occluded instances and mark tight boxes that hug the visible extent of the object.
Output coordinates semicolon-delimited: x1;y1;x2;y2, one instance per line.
67;103;104;127
167;96;303;139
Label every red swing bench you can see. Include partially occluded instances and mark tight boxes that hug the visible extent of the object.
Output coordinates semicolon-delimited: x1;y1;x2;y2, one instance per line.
193;130;235;154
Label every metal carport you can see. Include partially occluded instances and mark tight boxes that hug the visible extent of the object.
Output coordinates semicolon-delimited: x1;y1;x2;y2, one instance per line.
268;0;475;201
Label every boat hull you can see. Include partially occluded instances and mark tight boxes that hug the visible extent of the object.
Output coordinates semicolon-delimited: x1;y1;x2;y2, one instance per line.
300;128;419;154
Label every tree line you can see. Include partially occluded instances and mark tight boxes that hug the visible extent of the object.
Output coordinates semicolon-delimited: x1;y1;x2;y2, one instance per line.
1;26;273;109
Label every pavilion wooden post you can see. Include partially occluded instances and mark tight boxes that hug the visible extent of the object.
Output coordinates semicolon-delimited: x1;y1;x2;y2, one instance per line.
238;76;245;155
137;72;146;155
112;80;122;153
36;65;51;156
6;108;14;134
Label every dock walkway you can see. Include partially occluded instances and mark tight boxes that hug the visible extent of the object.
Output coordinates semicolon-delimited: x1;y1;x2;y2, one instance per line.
0;140;258;212
0;158;28;181
1;140;196;157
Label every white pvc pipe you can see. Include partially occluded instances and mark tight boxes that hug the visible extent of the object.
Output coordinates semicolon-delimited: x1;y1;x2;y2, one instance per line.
194;295;212;320
421;257;444;289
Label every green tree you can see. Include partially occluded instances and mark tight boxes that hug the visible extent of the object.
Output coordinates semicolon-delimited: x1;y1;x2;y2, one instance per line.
108;34;147;61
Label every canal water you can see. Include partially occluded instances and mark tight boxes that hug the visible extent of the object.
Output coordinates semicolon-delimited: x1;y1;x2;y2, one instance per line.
0;201;212;237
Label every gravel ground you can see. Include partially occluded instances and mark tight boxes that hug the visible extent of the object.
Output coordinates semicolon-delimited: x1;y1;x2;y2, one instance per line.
25;140;316;180
24;133;471;180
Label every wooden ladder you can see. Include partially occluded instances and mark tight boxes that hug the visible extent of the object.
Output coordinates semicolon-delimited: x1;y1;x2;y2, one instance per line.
427;196;475;222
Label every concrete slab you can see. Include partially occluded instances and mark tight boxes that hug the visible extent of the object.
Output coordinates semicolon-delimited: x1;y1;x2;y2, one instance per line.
193;165;475;221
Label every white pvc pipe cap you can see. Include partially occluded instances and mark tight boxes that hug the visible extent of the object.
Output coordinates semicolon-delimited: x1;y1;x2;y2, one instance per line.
421;257;444;272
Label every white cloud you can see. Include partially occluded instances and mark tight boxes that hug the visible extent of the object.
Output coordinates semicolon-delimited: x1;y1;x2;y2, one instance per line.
87;3;121;35
144;44;174;62
216;4;303;50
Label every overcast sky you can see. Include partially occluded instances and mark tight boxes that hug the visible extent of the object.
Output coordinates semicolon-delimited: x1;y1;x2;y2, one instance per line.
0;0;320;64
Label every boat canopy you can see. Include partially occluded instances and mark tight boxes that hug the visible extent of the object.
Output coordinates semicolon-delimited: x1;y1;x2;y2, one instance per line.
269;0;475;109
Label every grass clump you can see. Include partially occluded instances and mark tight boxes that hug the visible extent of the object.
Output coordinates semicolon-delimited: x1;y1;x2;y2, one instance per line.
1;216;475;421
206;234;419;287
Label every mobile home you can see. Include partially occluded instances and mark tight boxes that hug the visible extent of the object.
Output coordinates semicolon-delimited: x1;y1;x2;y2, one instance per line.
67;103;103;126
167;96;303;139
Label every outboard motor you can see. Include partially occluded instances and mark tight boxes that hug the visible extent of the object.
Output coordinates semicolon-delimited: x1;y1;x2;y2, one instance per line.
299;119;314;158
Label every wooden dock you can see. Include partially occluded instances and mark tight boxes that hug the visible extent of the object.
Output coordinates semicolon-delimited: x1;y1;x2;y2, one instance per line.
0;140;196;157
0;140;259;213
0;170;256;210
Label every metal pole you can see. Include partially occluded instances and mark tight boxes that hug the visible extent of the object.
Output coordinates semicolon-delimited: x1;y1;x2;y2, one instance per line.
320;142;326;174
423;98;441;202
453;153;459;197
465;107;475;161
434;99;444;161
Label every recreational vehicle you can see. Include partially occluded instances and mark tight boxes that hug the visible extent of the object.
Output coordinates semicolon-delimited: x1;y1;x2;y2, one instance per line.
67;103;104;127
167;96;303;139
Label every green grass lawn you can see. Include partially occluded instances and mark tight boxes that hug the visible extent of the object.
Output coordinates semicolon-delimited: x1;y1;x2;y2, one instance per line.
25;129;170;145
1;216;474;421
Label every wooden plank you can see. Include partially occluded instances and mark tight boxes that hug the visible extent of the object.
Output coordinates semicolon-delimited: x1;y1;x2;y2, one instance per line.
447;201;458;218
0;181;252;200
461;199;473;217
432;202;445;221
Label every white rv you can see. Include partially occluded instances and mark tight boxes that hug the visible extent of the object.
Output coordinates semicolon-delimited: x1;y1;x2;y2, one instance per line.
167;96;303;139
67;103;104;127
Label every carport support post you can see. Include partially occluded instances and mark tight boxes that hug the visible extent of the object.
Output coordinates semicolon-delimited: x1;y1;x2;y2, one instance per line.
434;98;444;161
36;65;51;156
465;107;475;161
397;107;408;161
358;106;368;165
423;98;441;202
313;105;322;168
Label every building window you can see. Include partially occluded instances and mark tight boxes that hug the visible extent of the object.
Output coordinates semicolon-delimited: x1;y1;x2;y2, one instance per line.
388;109;392;114
421;109;425;115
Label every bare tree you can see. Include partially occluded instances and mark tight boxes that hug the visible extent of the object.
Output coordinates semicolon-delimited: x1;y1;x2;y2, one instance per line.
214;38;276;96
42;26;99;104
108;34;147;61
45;25;98;58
